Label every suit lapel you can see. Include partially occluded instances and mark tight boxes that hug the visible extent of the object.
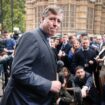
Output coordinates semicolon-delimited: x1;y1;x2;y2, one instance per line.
37;28;57;72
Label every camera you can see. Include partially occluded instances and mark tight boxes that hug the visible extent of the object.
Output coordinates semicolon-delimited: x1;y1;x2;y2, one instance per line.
0;39;6;53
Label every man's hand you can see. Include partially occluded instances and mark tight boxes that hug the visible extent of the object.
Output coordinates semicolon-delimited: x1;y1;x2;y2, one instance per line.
56;98;61;105
3;48;8;53
58;50;63;57
50;81;61;93
96;58;104;62
89;60;94;65
81;86;89;98
58;50;66;57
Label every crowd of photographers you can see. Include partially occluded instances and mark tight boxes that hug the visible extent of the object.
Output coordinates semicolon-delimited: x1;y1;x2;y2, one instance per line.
0;30;19;87
0;31;105;105
49;33;105;105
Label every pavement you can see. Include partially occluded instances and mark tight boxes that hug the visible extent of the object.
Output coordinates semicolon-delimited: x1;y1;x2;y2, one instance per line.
0;66;4;98
0;79;3;102
0;81;3;95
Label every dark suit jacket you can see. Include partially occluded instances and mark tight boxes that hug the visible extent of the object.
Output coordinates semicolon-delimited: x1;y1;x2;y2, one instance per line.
0;28;57;105
72;48;97;74
74;72;94;89
60;43;71;69
74;72;101;105
61;43;71;55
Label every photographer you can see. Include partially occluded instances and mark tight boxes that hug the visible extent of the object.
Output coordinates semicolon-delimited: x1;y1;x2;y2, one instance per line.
0;48;13;87
74;66;101;105
0;31;15;87
56;67;74;105
1;31;16;55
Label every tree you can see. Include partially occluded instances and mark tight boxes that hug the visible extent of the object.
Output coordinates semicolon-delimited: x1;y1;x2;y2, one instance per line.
2;0;25;32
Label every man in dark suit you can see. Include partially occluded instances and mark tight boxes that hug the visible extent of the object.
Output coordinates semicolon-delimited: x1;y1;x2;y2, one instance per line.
0;5;64;105
60;34;71;54
72;36;97;74
58;34;71;69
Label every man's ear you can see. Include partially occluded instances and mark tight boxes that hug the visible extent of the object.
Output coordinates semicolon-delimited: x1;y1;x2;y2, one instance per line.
40;16;45;23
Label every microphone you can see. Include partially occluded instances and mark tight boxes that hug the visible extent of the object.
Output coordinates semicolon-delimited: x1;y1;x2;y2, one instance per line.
56;60;64;81
57;60;64;73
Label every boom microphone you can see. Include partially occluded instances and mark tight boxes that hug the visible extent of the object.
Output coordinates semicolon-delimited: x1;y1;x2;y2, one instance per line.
56;60;64;81
57;60;64;73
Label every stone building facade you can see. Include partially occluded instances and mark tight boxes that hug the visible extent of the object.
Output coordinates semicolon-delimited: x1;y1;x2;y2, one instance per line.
25;0;105;35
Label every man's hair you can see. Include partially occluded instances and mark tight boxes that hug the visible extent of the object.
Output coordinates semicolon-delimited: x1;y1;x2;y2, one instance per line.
81;36;90;42
2;30;8;34
75;66;84;72
42;5;63;17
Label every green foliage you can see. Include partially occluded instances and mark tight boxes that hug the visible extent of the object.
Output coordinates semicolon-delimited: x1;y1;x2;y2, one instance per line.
2;0;25;32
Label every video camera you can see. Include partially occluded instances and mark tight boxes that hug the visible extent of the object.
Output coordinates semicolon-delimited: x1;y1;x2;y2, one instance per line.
0;39;6;53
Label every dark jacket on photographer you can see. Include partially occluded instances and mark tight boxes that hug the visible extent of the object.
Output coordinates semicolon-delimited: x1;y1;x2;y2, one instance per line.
74;72;101;105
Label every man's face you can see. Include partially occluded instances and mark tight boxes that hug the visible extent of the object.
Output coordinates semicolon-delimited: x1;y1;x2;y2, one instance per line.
3;33;8;39
96;37;102;44
40;12;63;36
55;39;60;45
62;35;68;43
76;69;85;79
82;39;90;49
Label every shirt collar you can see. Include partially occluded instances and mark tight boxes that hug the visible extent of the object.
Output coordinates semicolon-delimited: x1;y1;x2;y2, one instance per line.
39;28;49;39
82;47;89;51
